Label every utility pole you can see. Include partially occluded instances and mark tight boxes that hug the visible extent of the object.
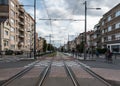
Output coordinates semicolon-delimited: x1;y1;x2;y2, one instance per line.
50;34;52;52
84;1;87;60
34;0;36;59
68;34;69;52
83;1;101;60
0;24;2;58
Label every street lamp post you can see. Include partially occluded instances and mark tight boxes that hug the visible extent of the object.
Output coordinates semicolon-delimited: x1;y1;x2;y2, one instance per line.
84;1;101;60
68;34;69;52
84;1;87;60
34;0;37;59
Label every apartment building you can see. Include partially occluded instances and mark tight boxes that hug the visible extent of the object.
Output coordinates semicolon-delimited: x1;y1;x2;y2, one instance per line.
0;0;34;51
0;19;10;51
92;24;101;48
38;37;46;52
100;3;120;53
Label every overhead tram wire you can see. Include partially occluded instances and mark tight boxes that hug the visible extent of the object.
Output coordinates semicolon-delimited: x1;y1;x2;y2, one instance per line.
42;0;54;50
41;0;84;47
60;0;83;44
39;18;84;21
42;0;53;34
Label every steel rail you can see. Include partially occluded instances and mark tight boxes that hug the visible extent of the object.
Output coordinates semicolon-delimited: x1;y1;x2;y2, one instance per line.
76;61;113;86
63;60;80;86
36;57;54;86
59;53;80;86
1;61;39;86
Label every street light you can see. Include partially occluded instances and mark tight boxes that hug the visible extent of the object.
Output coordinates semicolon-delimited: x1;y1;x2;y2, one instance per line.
84;1;101;60
34;0;37;59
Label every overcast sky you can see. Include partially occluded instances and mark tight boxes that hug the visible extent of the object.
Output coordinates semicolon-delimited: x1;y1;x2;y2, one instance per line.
19;0;119;47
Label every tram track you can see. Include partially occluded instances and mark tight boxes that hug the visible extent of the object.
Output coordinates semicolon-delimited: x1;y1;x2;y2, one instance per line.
76;60;112;86
1;61;39;86
63;60;80;86
61;52;113;86
0;52;114;86
36;58;53;86
1;57;54;86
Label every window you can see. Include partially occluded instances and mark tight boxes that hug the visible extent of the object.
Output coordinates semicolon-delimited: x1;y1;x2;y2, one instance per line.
105;29;107;33
116;34;120;40
11;45;15;49
94;35;97;39
115;22;120;29
4;40;8;46
108;16;111;21
10;19;15;25
104;37;107;42
11;27;15;32
10;1;15;7
102;30;104;34
108;26;112;31
10;10;15;16
115;10;120;17
108;36;111;41
102;21;104;26
4;30;8;36
0;0;8;5
102;38;104;42
10;36;15;41
112;35;115;40
111;45;120;53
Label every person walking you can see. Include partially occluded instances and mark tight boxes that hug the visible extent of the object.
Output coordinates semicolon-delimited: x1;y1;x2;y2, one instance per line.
95;50;99;58
108;50;112;63
105;49;112;63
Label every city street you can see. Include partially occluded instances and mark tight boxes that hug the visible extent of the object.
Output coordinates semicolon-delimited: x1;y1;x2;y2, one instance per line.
0;0;120;86
0;52;120;86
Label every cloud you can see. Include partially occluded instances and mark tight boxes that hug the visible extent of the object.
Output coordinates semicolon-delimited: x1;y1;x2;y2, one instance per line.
19;0;120;47
64;0;119;16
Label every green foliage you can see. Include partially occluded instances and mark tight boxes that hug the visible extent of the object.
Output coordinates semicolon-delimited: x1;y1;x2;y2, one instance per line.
47;44;55;51
43;40;47;52
5;50;14;55
96;48;107;54
14;51;23;55
76;41;84;53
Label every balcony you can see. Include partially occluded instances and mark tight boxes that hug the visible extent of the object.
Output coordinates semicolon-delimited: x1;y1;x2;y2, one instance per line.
19;14;24;19
19;33;24;38
19;21;24;26
19;28;24;31
18;41;24;47
19;7;25;13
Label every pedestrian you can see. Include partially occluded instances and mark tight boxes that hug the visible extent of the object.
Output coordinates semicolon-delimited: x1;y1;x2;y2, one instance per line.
105;49;112;63
108;50;112;63
105;50;108;62
95;50;99;58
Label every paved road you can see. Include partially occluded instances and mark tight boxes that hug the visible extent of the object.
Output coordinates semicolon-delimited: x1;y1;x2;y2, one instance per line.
0;52;120;86
0;60;34;69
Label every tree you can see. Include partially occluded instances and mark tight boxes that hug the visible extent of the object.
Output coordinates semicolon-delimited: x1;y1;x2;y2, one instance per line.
43;40;47;52
76;42;84;53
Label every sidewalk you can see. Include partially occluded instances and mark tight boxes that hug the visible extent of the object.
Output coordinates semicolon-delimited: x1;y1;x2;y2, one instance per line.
64;53;120;65
64;53;96;60
0;55;34;62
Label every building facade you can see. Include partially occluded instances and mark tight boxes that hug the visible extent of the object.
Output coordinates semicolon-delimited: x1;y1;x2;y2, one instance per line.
0;0;34;51
38;37;46;52
100;3;120;53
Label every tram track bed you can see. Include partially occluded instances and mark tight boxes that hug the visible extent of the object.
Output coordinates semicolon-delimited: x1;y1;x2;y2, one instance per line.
0;52;119;86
